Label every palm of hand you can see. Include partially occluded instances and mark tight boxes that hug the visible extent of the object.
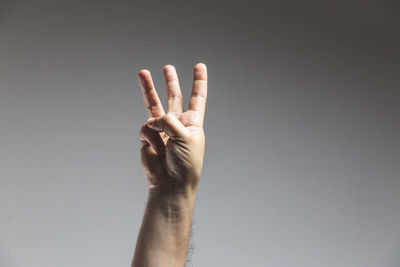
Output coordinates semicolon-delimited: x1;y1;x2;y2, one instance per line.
138;64;207;193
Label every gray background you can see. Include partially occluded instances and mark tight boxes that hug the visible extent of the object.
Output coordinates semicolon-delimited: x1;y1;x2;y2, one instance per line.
1;0;399;266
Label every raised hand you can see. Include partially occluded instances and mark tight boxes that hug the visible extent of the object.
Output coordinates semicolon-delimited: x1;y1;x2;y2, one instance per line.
138;63;208;194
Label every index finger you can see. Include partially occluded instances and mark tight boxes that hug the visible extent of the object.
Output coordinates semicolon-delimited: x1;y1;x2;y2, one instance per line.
138;69;166;118
187;63;208;125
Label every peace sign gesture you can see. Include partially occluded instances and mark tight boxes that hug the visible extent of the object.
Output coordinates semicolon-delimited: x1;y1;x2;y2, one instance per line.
138;63;208;194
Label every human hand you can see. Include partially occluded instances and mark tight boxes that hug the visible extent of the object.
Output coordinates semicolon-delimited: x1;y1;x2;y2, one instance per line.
138;63;208;195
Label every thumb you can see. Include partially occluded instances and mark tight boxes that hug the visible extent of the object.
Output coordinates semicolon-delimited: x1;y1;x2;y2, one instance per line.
146;114;189;140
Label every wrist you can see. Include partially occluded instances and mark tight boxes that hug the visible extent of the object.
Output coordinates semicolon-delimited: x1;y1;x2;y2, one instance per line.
147;173;200;196
146;187;197;221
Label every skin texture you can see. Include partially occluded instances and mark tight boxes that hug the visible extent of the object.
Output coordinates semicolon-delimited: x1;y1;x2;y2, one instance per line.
131;63;208;267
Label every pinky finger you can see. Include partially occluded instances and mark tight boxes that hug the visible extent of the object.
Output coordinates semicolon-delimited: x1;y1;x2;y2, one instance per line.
139;124;165;155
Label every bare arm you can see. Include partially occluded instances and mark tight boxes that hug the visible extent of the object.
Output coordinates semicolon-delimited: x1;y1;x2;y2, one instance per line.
131;63;208;267
132;189;196;266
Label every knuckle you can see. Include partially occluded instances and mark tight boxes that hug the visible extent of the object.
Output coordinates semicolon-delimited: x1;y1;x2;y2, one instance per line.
191;91;207;99
139;124;149;136
167;80;180;88
146;104;161;113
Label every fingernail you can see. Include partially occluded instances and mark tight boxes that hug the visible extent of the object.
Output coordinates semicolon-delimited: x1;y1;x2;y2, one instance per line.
147;118;155;125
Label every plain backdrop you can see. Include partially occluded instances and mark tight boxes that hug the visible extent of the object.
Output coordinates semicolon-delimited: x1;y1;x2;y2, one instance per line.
0;0;399;266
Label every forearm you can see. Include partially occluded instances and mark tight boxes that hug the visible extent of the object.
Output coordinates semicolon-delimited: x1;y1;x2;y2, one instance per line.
132;187;196;267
